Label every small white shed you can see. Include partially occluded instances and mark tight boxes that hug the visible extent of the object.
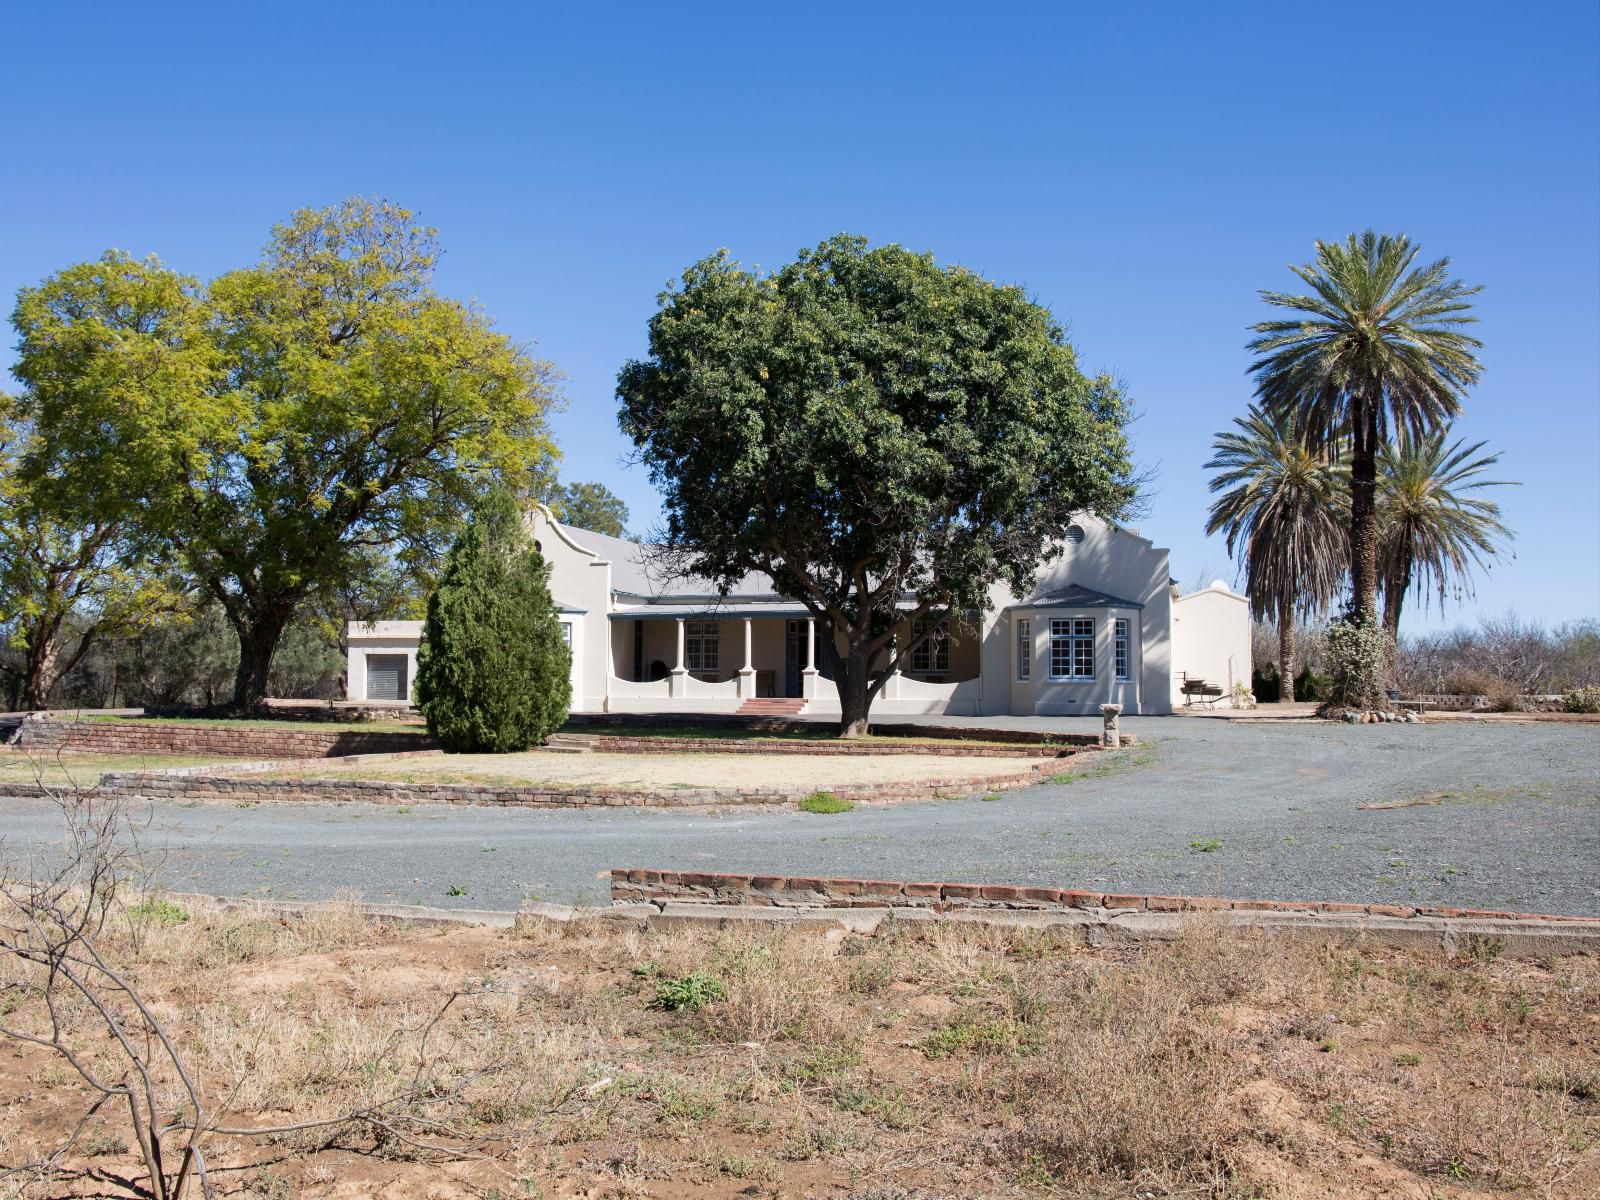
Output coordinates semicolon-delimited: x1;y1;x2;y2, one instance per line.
1170;581;1253;707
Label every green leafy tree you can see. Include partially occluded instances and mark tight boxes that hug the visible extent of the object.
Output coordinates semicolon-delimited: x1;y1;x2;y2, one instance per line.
618;235;1136;737
1;258;190;709
415;487;571;751
1377;430;1514;638
546;480;629;536
113;605;239;708
1248;232;1484;631
1205;405;1347;701
12;200;562;712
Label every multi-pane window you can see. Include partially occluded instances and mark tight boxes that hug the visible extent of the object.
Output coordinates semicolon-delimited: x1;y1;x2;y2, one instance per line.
910;616;949;674
685;620;719;673
1016;618;1031;682
559;622;572;648
1049;618;1095;680
1114;618;1130;681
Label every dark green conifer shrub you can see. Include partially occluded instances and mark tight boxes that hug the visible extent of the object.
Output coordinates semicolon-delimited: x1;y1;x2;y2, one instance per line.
415;488;570;751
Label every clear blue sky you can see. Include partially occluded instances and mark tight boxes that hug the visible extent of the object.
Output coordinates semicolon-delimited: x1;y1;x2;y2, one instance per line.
5;2;1597;632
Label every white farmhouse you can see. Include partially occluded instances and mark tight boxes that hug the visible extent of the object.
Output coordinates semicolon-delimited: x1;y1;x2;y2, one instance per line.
347;508;1250;717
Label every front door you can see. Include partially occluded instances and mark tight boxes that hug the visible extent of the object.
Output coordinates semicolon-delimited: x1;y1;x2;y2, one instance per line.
785;620;802;697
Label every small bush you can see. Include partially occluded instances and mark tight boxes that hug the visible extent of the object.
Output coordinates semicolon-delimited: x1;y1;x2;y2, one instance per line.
1323;615;1392;711
653;970;726;1011
1294;666;1327;702
799;791;854;814
1563;686;1600;714
127;897;188;927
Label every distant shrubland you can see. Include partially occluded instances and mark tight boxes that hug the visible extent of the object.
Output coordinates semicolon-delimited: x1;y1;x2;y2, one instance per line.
1252;613;1599;703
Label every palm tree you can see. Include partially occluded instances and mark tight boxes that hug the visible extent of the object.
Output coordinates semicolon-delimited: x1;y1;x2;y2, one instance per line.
1247;231;1484;627
1206;405;1347;701
1378;430;1514;638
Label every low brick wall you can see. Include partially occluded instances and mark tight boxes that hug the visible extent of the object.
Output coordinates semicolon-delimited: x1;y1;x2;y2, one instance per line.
11;718;436;760
585;735;1087;758
569;713;1103;747
93;756;1067;810
609;868;1599;924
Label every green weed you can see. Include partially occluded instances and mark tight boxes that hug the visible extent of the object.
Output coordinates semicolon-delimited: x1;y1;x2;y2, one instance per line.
799;791;854;814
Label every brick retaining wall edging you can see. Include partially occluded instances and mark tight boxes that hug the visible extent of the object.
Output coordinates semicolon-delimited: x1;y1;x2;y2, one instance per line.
584;735;1096;758
609;867;1600;926
11;718;436;760
91;754;1078;811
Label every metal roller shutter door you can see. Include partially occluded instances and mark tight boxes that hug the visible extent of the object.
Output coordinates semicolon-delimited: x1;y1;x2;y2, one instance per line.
365;655;407;701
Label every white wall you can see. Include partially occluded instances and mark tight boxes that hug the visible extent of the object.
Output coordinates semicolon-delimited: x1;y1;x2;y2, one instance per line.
1170;582;1253;707
990;515;1174;716
346;621;423;703
527;508;613;712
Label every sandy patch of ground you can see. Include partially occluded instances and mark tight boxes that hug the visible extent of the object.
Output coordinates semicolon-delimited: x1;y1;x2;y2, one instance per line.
257;749;1047;790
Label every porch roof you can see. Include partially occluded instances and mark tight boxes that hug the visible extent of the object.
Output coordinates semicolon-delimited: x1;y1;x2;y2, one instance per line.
1009;583;1145;610
609;601;813;620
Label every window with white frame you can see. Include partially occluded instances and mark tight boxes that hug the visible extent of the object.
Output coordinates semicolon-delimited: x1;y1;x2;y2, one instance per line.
910;616;949;674
1016;618;1031;681
1114;618;1130;681
559;621;572;648
685;620;719;673
1049;618;1095;680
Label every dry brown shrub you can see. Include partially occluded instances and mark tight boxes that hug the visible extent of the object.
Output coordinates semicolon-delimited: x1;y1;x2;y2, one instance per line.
694;928;860;1047
984;922;1252;1191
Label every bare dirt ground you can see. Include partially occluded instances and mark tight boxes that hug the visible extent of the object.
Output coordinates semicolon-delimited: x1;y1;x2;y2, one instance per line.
256;750;1048;791
2;898;1595;1199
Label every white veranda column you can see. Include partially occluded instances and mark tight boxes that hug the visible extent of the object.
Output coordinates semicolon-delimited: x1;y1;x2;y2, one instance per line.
670;618;687;697
802;617;818;698
738;617;755;697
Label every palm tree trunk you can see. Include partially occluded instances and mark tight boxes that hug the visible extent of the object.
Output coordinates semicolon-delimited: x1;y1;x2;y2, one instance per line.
1382;559;1410;641
1349;398;1381;624
1278;585;1296;703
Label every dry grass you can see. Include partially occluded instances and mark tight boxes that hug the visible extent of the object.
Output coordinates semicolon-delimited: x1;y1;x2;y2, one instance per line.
0;751;228;789
1;899;1596;1198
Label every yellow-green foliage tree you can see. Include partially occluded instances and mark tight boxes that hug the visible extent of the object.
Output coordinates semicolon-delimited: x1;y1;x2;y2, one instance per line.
11;200;562;711
0;255;194;709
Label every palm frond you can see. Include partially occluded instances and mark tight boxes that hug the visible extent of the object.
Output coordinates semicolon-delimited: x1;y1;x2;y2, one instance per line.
1204;405;1348;622
1378;430;1516;617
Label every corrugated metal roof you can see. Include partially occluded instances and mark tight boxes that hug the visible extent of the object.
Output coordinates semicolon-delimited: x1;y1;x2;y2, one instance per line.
561;525;779;599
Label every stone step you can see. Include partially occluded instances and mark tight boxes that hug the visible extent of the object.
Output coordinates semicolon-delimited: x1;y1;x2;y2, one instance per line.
543;733;598;753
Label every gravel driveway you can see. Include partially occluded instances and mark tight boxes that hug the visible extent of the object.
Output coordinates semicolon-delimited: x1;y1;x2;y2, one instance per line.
2;717;1595;915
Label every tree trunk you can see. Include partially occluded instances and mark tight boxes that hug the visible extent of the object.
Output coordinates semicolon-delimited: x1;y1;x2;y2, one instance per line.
1382;558;1410;642
1278;586;1296;704
1348;401;1381;625
833;639;873;739
228;604;294;713
20;626;62;711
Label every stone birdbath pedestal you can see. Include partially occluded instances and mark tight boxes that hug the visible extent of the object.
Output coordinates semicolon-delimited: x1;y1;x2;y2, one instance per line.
1100;704;1123;749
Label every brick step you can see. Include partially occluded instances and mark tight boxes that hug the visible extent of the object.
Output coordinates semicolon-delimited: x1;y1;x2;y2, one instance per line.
736;698;808;717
